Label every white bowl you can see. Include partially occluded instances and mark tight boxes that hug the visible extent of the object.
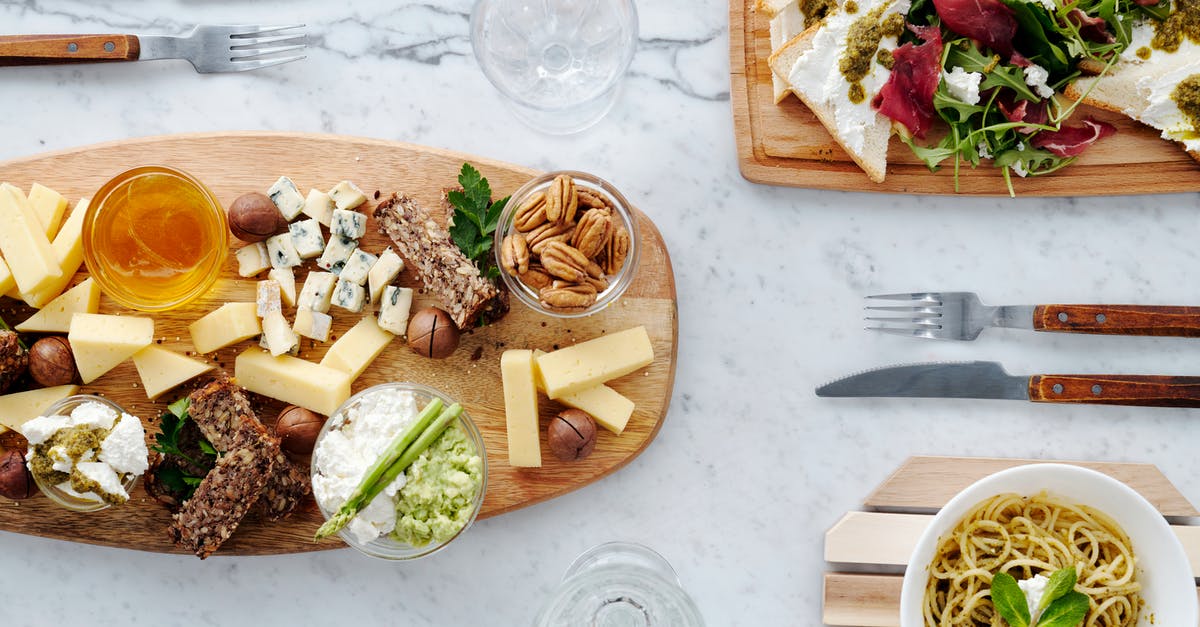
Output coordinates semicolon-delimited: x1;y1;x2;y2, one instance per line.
899;463;1197;627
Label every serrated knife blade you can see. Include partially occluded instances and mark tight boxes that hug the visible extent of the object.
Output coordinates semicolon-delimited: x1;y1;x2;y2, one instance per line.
816;362;1200;408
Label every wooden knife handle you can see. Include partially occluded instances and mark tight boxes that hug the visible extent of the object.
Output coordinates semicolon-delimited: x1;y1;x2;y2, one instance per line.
1033;304;1200;337
1030;374;1200;407
0;34;139;67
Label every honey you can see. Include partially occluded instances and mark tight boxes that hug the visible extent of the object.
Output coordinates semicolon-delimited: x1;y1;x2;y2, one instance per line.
83;166;227;311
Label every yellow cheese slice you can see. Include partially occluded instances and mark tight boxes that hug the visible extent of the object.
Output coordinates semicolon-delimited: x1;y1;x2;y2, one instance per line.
533;350;634;434
19;197;89;308
500;349;541;467
188;302;261;354
234;348;351;416
535;326;654;399
68;313;155;384
15;277;100;333
319;316;394;381
0;183;63;295
132;345;215;400
0;384;80;432
0;257;14;296
27;183;67;239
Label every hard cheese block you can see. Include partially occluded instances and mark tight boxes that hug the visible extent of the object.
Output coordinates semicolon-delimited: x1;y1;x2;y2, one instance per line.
533;350;635;434
68;313;155;384
189;302;261;354
0;183;62;294
0;384;80;431
320;316;394;380
132;345;215;400
535;326;654;399
19;197;88;308
15;277;100;333
235;348;352;416
27;183;67;239
500;349;541;467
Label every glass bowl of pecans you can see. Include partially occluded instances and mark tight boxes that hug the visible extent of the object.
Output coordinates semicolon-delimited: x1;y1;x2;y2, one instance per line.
494;171;640;318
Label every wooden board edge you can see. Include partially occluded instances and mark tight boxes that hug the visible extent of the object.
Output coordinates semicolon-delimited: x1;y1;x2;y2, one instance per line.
730;0;763;185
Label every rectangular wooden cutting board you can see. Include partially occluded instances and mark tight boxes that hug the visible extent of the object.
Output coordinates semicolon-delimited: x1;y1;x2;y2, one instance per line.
730;0;1200;196
0;132;678;556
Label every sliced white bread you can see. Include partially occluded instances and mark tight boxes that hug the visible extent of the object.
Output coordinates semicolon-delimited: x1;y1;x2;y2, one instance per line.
1066;21;1200;162
757;0;799;18
769;2;807;103
768;1;908;183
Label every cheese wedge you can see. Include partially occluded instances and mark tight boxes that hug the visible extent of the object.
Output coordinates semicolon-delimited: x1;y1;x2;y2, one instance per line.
533;350;635;434
131;346;215;400
18;197;89;308
27;183;67;239
0;183;63;294
0;385;80;432
0;257;15;296
500;350;541;467
235;348;352;416
320;316;394;381
189;302;262;354
535;326;655;399
15;278;100;333
68;313;155;384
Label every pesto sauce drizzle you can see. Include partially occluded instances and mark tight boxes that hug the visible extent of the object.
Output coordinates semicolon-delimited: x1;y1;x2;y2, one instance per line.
839;7;905;103
801;0;839;28
28;422;126;505
1152;0;1200;52
1172;73;1200;138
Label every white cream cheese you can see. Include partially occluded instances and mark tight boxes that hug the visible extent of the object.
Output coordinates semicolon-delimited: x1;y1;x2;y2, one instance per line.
312;388;421;545
24;401;149;503
1136;59;1200;152
1024;63;1055;99
1121;17;1200;65
1018;573;1050;617
98;414;150;476
945;66;983;105
787;0;909;155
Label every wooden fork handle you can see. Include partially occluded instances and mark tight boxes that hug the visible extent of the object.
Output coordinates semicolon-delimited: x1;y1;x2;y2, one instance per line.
1033;305;1200;337
0;34;139;67
1030;374;1200;407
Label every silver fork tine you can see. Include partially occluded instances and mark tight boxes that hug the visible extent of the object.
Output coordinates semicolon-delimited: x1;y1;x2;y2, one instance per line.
864;318;941;326
228;55;307;71
231;44;306;59
230;24;305;37
864;305;942;314
865;326;944;338
231;34;307;49
866;292;942;301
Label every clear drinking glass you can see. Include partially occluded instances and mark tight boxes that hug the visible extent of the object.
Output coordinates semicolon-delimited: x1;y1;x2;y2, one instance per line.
470;0;639;134
535;542;705;626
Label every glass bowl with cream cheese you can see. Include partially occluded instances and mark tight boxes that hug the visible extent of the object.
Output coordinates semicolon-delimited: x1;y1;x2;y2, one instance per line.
311;382;488;560
24;395;150;512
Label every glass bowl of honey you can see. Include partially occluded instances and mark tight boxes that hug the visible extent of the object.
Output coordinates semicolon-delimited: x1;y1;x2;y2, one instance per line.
83;166;228;312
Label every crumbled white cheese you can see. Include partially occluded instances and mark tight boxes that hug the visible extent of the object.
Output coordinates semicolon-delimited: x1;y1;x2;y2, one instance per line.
1023;63;1055;99
1011;161;1030;177
77;462;129;501
70;401;118;430
977;142;993;159
1018;573;1050;617
55;481;103;503
25;401;148;502
1031;0;1056;13
312;389;421;544
49;445;72;473
21;415;70;445
944;66;983;105
98;414;150;476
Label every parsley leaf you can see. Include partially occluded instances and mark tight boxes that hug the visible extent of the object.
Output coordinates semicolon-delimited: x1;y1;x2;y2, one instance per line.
447;163;510;282
150;397;218;500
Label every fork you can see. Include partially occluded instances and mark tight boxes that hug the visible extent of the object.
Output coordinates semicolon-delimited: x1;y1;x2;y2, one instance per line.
864;292;1200;340
0;24;306;73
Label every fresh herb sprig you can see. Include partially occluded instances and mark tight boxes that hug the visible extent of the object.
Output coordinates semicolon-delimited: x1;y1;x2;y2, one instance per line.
447;163;510;281
151;398;218;497
992;566;1090;627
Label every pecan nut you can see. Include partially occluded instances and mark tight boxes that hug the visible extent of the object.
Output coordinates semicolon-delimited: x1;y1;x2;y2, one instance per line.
500;233;530;276
542;241;603;282
571;208;613;259
513;192;548;232
540;283;597;309
604;225;630;275
518;264;553;290
576;188;612;210
545;174;578;224
526;221;574;256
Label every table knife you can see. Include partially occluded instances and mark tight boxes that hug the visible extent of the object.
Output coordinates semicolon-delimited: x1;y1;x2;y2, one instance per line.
815;361;1200;407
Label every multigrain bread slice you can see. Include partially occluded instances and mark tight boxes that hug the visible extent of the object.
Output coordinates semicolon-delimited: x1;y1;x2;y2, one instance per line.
768;21;895;183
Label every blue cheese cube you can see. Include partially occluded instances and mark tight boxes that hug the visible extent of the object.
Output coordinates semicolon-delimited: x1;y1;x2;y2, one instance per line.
293;308;333;342
368;247;404;304
303;189;335;226
260;311;299;356
316;235;357;274
256;279;282;317
268;267;296;307
297;271;338;313
339;249;377;286
377;286;413;335
328;180;367;210
236;242;271;277
330;209;367;240
331;278;367;313
266;233;302;269
289;218;325;259
267;176;306;220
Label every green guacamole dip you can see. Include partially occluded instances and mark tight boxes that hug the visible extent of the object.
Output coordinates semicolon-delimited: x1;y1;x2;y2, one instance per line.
391;426;483;547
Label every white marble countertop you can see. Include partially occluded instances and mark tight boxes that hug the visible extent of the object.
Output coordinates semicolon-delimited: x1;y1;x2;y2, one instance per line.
2;1;1199;625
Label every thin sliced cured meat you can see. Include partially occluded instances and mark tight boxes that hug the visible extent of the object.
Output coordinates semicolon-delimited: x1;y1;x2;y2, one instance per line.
1066;8;1115;43
1031;117;1117;157
873;25;944;138
933;0;1018;56
997;93;1049;132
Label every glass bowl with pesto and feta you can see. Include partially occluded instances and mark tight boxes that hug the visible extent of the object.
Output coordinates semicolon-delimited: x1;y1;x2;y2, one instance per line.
23;395;150;512
310;382;487;560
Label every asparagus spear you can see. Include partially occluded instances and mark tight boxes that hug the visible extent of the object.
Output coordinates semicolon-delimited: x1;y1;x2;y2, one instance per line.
314;399;453;540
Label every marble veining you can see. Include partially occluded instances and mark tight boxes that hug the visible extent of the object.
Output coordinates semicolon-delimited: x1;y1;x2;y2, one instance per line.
2;0;1200;625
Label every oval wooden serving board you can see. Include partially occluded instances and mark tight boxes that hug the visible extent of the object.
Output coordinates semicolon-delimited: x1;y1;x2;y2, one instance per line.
0;132;678;556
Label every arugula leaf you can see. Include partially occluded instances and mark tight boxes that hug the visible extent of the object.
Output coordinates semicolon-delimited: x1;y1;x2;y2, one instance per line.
991;572;1032;627
1039;567;1078;611
447;163;510;282
946;43;1042;102
999;0;1071;75
1036;591;1090;627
